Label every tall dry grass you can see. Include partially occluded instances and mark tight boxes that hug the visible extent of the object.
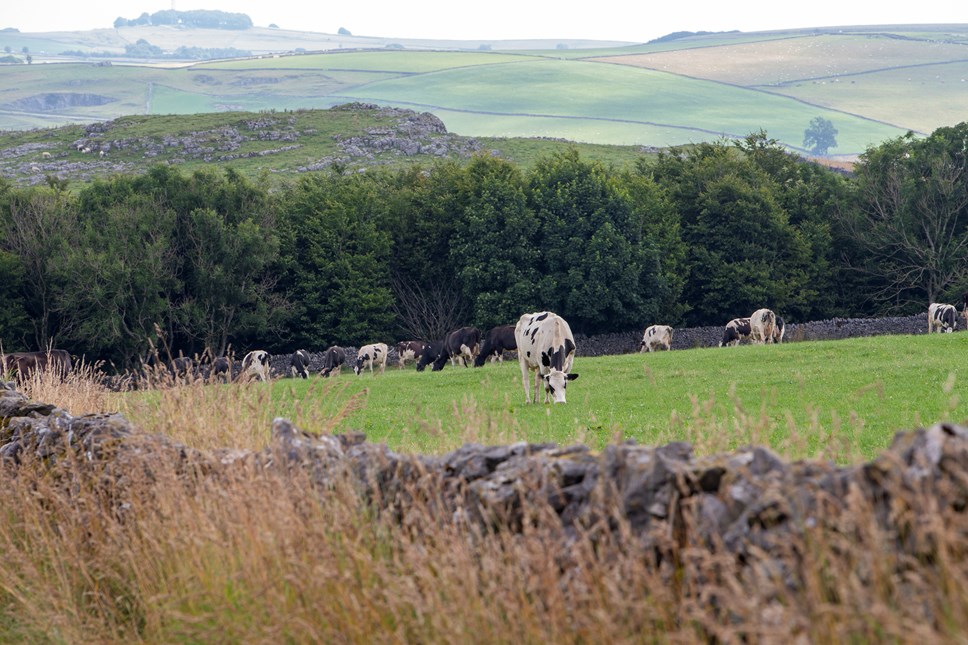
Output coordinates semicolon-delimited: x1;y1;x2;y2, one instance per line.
3;370;968;642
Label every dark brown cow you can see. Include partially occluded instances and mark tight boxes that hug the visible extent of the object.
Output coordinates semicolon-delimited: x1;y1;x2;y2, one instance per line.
474;325;516;366
1;349;73;380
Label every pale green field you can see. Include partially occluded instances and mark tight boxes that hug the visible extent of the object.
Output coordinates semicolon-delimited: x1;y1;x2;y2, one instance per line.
197;50;535;73
251;333;968;461
342;58;908;150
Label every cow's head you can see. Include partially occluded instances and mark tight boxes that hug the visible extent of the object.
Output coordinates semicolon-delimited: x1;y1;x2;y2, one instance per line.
543;370;579;404
353;354;367;375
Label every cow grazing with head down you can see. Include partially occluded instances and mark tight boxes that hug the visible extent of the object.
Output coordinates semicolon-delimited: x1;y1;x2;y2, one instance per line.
432;327;481;371
928;302;958;333
720;318;752;347
290;349;311;379
474;325;516;367
773;316;786;344
415;341;443;372
2;349;73;380
212;356;232;382
240;350;271;382
354;343;388;376
515;312;579;404
320;346;346;377
395;341;426;369
639;325;673;352
749;308;777;344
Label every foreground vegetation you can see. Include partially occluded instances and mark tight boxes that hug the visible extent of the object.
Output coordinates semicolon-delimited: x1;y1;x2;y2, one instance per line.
3;332;968;643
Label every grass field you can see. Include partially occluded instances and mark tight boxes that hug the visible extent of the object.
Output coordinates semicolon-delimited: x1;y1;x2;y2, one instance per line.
105;333;968;462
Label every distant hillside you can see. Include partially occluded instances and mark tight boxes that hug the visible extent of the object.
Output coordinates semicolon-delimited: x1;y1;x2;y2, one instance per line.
0;24;965;155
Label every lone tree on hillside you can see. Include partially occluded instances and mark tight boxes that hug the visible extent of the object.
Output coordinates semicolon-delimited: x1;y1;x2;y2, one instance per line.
803;116;838;156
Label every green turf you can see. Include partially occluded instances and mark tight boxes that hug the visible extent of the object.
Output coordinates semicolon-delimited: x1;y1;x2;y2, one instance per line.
257;333;968;461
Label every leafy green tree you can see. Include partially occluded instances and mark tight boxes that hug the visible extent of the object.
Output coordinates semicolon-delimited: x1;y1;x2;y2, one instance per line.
803;116;838;156
279;172;394;348
651;140;814;325
59;197;179;366
528;149;658;334
0;250;31;349
449;155;540;330
846;124;968;309
0;186;75;349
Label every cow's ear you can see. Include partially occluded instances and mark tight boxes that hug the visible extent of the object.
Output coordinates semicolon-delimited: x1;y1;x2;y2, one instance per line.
567;373;579;381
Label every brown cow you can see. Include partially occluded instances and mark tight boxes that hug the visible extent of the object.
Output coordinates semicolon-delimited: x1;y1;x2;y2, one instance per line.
1;349;72;380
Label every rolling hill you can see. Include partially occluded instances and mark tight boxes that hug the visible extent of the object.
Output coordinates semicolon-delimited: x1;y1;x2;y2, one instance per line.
1;23;966;159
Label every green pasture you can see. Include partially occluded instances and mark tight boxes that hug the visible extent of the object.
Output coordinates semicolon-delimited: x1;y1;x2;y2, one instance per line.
772;61;968;136
250;333;967;461
342;58;908;151
197;50;534;74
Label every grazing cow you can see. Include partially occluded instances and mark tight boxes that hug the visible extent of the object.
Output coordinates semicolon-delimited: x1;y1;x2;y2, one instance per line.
514;312;579;404
415;341;443;372
639;325;674;352
240;350;271;382
773;316;786;344
474;325;517;367
395;341;426;369
749;308;777;344
212;356;232;382
169;356;194;379
432;326;481;371
354;343;388;376
320;346;346;377
928;302;958;333
2;349;73;380
289;349;311;379
719;318;752;347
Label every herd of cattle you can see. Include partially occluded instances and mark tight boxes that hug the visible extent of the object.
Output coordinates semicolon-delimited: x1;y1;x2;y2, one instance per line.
3;301;966;405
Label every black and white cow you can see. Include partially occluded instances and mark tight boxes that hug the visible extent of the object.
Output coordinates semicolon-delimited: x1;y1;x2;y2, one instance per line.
395;341;426;369
289;349;311;379
432;326;481;371
772;316;786;344
354;343;388;375
749;308;777;344
415;341;443;372
514;312;578;404
928;302;958;333
720;318;752;347
320;346;346;377
473;325;516;367
639;325;673;352
240;350;271;382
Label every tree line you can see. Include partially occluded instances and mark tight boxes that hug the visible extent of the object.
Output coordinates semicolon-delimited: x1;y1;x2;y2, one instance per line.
2;125;967;369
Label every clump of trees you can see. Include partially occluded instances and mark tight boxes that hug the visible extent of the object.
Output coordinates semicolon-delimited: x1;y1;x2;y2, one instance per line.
114;10;253;30
2;124;966;367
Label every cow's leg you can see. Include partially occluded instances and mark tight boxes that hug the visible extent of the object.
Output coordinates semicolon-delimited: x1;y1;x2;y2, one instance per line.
519;360;532;404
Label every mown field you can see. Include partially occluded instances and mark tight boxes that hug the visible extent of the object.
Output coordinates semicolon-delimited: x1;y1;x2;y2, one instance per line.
110;333;968;462
3;24;966;154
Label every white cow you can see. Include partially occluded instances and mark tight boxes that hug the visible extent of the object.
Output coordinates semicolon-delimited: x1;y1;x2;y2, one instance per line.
240;350;271;382
354;343;388;375
749;308;777;344
639;325;673;352
514;311;579;404
928;302;958;333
